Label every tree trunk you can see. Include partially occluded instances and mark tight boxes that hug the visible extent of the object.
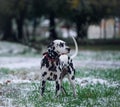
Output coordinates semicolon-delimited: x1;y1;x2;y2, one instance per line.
24;20;30;43
2;17;15;41
16;12;24;41
75;12;87;39
76;21;81;38
32;18;37;36
31;18;38;41
76;21;87;39
103;19;106;39
16;0;28;42
49;12;57;39
113;20;116;38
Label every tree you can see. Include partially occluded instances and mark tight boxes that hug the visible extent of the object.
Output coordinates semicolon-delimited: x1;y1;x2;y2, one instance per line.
43;0;71;39
33;0;72;39
0;0;120;42
68;0;120;39
31;0;45;37
14;0;32;42
0;0;14;41
0;0;30;42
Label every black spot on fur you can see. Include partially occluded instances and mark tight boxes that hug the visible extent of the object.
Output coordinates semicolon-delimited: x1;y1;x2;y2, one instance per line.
47;77;52;81
56;81;60;93
50;73;53;76
53;74;57;80
73;69;75;75
49;63;56;71
41;57;49;68
53;46;55;50
58;66;62;71
42;72;47;77
68;56;70;60
56;60;60;66
69;62;73;68
71;76;75;80
59;42;64;47
41;80;46;95
68;67;71;74
46;61;49;67
48;49;59;59
59;75;61;80
42;80;45;85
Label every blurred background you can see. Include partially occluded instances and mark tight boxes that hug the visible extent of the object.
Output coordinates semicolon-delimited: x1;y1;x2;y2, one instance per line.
0;1;120;106
0;0;120;50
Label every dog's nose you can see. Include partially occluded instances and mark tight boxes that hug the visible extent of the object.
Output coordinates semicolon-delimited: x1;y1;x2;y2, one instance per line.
67;47;71;52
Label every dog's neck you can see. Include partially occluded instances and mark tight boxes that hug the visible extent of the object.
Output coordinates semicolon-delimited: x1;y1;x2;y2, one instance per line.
48;48;59;59
43;49;60;62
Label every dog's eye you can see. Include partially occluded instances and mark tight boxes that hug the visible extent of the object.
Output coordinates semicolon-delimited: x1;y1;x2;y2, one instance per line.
59;42;64;47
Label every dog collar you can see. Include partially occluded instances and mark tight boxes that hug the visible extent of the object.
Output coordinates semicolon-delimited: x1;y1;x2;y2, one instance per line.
43;52;59;62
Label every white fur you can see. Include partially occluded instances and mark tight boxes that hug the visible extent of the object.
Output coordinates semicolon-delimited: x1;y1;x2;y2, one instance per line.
40;35;78;97
71;35;78;59
53;40;70;54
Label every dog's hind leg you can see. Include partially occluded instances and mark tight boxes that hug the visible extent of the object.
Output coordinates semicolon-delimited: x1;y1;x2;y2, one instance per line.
61;86;67;95
67;74;76;97
67;66;76;97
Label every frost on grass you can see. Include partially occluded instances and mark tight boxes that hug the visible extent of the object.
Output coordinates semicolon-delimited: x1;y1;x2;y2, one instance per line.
0;42;120;106
0;72;119;107
0;41;37;55
75;77;119;87
0;57;40;69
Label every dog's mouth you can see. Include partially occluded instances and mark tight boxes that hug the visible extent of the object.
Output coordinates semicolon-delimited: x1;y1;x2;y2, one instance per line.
61;48;70;55
56;47;70;55
66;47;71;53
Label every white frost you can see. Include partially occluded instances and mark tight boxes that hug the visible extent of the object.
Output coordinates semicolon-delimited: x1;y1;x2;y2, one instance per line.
75;77;119;87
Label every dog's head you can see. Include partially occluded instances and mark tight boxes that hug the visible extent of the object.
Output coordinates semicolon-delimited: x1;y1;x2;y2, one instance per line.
48;40;70;55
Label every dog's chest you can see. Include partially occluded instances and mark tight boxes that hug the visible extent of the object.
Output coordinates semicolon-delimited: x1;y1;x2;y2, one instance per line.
41;56;61;81
41;56;60;72
47;71;60;81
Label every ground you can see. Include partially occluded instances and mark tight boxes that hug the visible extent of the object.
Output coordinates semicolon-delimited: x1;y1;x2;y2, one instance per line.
0;41;120;107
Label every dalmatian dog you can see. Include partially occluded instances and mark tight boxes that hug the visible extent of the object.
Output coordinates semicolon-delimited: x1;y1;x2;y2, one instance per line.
40;35;78;97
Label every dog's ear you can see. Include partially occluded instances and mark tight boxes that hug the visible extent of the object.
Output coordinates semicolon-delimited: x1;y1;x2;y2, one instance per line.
48;41;54;48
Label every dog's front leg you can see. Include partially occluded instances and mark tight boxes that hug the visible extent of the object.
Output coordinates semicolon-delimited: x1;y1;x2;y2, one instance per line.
55;80;61;97
41;80;46;96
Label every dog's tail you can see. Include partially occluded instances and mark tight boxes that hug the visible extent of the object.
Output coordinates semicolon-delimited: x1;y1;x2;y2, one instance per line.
71;35;78;59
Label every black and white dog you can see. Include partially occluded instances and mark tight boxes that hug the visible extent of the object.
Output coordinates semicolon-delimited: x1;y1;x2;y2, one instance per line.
40;36;78;97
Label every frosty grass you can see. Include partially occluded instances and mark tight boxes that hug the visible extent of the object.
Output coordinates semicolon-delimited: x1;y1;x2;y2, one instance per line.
0;42;120;107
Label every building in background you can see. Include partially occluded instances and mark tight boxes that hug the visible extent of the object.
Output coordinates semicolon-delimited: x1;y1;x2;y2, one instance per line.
88;18;120;39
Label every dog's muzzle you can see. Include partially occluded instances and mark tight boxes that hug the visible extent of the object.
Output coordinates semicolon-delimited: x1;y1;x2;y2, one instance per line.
66;47;71;53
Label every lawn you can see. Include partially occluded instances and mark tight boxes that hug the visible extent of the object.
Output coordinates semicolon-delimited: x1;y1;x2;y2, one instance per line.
0;42;120;107
0;67;120;107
